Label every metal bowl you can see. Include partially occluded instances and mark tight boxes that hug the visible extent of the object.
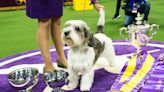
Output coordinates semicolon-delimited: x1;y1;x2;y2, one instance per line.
44;70;68;88
8;67;39;91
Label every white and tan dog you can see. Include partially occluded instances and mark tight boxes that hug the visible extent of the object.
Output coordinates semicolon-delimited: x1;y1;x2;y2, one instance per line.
61;9;127;91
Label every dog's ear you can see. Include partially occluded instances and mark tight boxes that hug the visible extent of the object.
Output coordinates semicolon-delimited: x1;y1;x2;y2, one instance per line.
82;24;91;38
82;24;95;47
88;34;95;47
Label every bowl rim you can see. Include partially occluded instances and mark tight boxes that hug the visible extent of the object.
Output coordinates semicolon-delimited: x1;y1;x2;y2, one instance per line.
8;67;39;81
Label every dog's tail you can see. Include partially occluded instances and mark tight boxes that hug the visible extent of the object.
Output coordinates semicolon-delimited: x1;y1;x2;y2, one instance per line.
96;8;105;33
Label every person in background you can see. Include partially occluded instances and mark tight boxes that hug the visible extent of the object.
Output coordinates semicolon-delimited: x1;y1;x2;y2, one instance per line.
123;0;150;26
112;0;122;19
26;0;67;74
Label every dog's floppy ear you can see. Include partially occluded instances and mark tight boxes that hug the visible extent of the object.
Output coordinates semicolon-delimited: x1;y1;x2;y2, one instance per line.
80;21;94;47
88;34;95;47
82;24;91;38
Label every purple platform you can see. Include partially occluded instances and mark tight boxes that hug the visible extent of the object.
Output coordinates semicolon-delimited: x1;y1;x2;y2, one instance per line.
0;40;164;92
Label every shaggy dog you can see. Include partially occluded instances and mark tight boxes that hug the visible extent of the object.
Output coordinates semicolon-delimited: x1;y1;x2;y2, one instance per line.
61;9;126;91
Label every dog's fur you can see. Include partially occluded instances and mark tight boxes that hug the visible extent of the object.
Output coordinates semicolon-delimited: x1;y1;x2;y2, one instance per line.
61;9;126;91
62;8;128;91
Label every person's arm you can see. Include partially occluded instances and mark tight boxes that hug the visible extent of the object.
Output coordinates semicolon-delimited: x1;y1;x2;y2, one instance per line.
90;0;104;12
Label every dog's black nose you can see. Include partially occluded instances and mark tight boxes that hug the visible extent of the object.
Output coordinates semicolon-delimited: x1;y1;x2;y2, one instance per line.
64;31;70;36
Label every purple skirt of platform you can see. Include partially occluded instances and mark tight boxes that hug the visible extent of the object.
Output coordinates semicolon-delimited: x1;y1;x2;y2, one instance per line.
26;0;63;19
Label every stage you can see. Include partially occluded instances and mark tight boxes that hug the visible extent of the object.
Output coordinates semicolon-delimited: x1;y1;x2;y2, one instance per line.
0;41;164;92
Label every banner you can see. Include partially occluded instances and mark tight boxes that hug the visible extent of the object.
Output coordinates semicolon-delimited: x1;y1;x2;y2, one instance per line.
110;51;158;92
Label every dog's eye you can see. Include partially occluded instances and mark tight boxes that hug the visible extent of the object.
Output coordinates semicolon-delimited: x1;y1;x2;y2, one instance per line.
75;26;81;32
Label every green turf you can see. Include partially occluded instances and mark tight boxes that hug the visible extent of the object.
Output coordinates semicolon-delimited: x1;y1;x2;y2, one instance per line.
0;0;164;58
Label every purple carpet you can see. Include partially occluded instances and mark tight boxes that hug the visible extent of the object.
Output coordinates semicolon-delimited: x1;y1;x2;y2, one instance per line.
0;40;164;92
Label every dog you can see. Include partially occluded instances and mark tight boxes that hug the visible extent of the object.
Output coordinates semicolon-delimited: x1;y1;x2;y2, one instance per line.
61;9;126;91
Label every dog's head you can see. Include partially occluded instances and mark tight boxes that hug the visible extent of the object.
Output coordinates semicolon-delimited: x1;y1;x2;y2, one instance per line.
62;20;91;47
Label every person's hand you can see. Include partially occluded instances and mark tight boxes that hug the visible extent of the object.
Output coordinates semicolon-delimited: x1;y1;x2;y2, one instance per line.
94;3;105;12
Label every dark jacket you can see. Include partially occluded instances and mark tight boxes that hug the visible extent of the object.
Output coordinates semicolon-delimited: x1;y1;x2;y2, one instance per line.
123;0;148;16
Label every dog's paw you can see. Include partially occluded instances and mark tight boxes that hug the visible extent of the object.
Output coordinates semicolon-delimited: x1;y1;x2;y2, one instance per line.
104;66;121;74
61;85;76;91
80;89;90;92
80;86;90;92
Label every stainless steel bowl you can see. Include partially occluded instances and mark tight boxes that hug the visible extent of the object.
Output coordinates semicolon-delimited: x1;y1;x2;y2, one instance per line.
8;67;39;92
43;70;68;92
44;70;68;88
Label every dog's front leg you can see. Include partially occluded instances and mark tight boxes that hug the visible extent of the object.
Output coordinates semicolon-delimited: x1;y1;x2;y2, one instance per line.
61;67;79;91
80;69;94;91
